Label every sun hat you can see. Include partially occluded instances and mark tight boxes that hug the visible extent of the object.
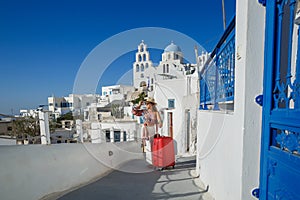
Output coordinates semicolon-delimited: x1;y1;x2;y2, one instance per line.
145;97;157;105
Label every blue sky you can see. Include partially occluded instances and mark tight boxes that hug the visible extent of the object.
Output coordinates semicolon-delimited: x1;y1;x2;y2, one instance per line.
0;0;235;115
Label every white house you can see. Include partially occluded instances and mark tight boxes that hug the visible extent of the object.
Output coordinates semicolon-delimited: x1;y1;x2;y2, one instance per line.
88;120;138;144
19;109;39;118
101;85;135;103
83;85;135;122
48;94;101;118
75;84;139;144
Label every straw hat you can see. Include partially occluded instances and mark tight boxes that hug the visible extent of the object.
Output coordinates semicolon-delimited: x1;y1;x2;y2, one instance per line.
145;97;157;105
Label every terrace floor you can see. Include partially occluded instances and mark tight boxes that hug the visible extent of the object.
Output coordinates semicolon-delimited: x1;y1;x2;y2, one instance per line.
45;155;212;200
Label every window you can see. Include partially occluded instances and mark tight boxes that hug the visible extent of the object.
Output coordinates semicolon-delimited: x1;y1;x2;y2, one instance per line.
84;111;89;120
86;102;90;106
105;130;110;142
124;131;127;141
136;64;139;72
61;102;68;107
141;73;144;78
167;64;169;73
138;55;142;62
163;64;165;73
143;54;146;61
65;121;71;129
141;64;144;72
112;89;120;94
146;63;149;68
114;131;121;142
168;99;175;109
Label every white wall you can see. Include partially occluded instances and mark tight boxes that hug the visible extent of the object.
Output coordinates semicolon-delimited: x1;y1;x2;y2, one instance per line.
101;120;138;141
155;77;198;155
0;142;142;200
237;1;265;199
197;112;243;200
182;94;198;154
196;1;265;199
155;79;185;155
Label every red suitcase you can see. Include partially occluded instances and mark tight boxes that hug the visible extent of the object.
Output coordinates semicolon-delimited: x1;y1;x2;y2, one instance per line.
152;136;175;170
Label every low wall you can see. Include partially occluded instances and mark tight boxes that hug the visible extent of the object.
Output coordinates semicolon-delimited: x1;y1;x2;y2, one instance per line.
0;137;16;145
0;141;142;200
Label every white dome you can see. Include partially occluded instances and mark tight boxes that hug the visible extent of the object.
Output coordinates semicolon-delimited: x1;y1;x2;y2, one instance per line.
164;42;181;52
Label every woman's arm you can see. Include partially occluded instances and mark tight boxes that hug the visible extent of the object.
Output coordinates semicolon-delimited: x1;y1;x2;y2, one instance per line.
135;100;144;109
156;111;163;128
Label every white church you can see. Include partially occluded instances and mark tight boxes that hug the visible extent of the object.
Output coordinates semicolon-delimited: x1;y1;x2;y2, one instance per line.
133;40;202;155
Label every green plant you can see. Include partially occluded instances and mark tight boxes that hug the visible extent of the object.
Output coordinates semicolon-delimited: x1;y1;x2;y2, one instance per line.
12;116;40;139
131;92;146;105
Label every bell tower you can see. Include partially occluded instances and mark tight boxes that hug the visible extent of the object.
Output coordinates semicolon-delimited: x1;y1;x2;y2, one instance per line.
133;40;153;89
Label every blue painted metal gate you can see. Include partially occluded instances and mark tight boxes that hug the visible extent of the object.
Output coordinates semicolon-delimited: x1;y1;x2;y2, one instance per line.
258;0;300;199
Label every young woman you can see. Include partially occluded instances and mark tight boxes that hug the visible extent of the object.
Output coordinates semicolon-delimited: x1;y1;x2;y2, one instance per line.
134;97;163;148
142;97;163;141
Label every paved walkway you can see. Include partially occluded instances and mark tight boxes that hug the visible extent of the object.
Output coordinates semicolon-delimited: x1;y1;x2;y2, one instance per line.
53;156;210;200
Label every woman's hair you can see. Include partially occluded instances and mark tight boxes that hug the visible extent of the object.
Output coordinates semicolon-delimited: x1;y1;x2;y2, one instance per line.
151;104;158;112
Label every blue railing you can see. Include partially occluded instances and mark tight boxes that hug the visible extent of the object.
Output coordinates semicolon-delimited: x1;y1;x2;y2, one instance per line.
199;16;236;110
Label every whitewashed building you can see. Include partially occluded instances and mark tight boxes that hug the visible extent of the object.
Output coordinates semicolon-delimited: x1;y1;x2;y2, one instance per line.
48;94;100;118
88;120;138;144
19;109;39;118
101;85;135;103
83;85;135;122
133;41;200;155
77;85;138;144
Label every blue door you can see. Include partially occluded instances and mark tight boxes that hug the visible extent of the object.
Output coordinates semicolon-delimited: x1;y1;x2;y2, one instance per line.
258;0;300;199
